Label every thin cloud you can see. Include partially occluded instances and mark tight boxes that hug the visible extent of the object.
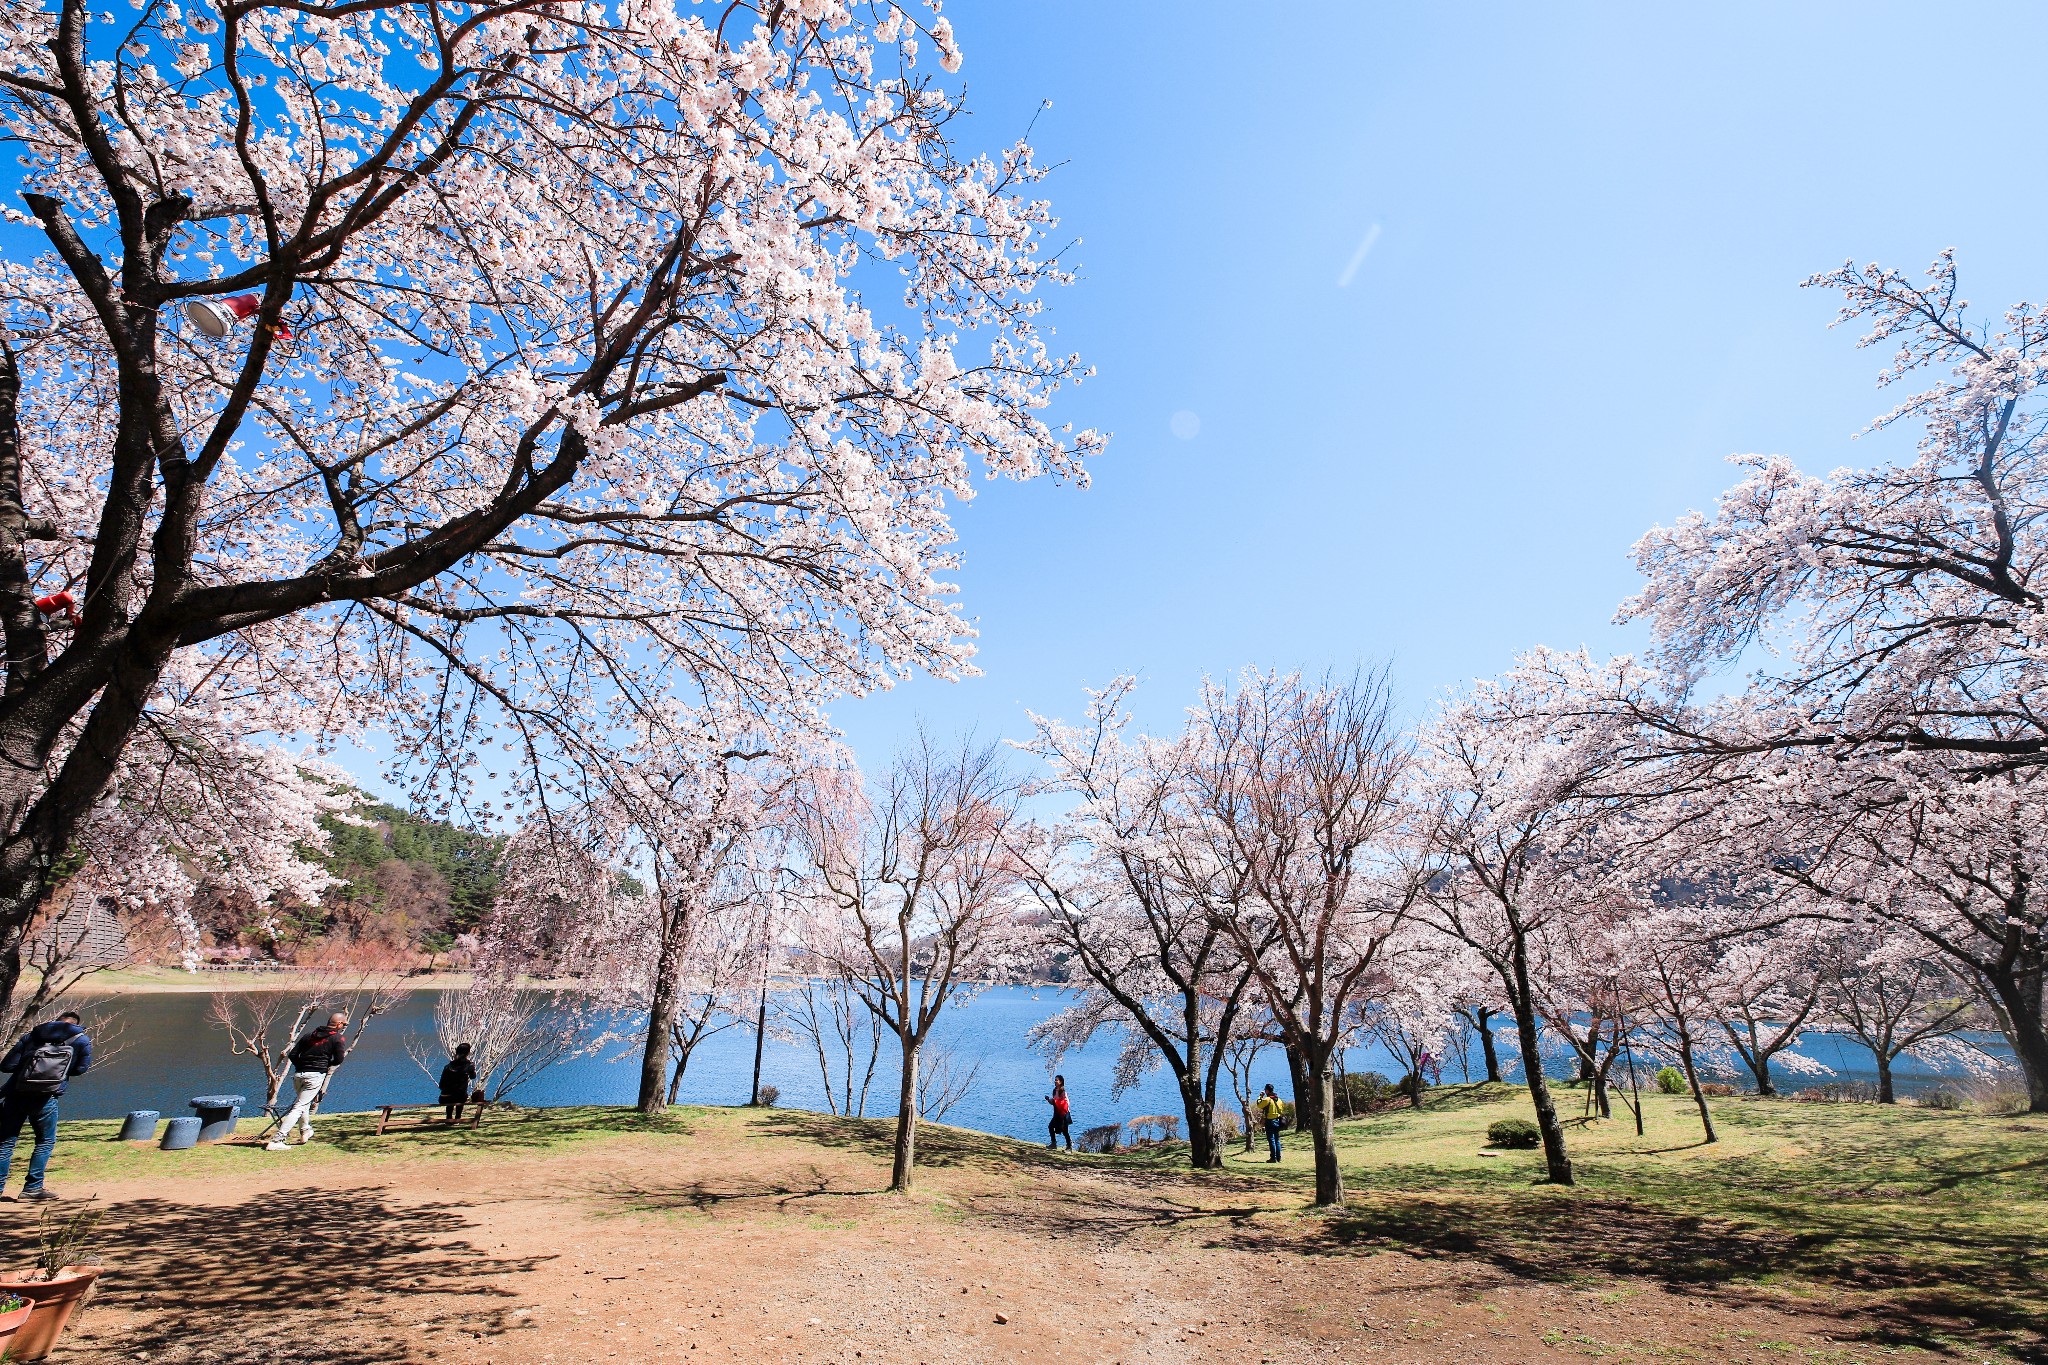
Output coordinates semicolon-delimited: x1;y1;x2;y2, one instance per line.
1336;223;1382;288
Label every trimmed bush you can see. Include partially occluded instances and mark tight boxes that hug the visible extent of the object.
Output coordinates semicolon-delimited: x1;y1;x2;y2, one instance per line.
1486;1117;1540;1149
1339;1071;1398;1107
1655;1066;1686;1095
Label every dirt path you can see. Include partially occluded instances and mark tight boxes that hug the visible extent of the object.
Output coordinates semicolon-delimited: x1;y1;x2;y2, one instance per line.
8;1112;1934;1365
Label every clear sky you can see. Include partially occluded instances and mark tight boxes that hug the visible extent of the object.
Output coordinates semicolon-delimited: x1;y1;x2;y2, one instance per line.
818;0;2048;764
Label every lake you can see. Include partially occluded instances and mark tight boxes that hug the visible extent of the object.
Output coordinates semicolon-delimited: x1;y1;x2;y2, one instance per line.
51;985;1989;1139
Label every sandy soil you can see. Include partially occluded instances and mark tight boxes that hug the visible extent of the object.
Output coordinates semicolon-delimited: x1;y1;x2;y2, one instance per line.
4;1111;1938;1365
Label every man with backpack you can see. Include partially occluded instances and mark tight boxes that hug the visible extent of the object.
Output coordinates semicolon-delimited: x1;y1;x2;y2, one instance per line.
0;1010;92;1201
1254;1083;1287;1163
266;1012;348;1152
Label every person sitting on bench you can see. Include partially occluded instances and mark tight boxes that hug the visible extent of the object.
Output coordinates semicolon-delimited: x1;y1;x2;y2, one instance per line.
439;1044;479;1124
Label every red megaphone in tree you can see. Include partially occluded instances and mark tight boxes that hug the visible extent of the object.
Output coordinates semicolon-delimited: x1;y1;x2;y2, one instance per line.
185;292;292;342
33;591;79;628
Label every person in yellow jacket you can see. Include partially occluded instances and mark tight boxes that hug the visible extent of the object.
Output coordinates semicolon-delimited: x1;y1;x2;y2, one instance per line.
1253;1084;1286;1163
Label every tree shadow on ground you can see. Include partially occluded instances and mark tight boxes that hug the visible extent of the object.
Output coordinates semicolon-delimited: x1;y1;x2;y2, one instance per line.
0;1185;549;1364
313;1104;696;1156
958;1176;1276;1253
1222;1188;2045;1363
590;1162;890;1219
753;1109;1067;1173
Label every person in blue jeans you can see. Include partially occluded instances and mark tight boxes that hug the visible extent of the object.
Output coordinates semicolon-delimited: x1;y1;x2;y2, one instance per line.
0;1010;92;1202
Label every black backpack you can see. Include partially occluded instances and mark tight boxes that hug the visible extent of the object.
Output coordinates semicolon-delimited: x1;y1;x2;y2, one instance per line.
12;1039;74;1095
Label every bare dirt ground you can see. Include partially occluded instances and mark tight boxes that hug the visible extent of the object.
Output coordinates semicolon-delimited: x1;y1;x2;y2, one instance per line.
4;1109;1945;1365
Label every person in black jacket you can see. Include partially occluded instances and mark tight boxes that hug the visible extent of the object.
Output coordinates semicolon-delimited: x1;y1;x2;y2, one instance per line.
0;1011;92;1201
266;1012;348;1152
439;1044;478;1124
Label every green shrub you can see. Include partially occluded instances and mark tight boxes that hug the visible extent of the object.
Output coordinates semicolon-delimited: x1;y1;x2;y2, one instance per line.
1655;1066;1686;1095
1486;1117;1540;1149
1339;1071;1398;1107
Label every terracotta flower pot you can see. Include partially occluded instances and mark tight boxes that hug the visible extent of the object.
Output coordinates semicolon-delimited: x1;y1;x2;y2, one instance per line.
0;1296;32;1355
0;1265;102;1361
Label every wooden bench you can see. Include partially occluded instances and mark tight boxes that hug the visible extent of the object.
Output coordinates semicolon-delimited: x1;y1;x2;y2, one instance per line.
375;1099;492;1135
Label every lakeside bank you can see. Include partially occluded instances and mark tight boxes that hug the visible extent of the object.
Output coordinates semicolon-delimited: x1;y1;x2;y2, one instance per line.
6;1090;2039;1364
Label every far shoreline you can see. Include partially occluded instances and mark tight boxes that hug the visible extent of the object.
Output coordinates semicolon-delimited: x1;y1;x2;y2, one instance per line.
65;965;476;995
59;966;1055;997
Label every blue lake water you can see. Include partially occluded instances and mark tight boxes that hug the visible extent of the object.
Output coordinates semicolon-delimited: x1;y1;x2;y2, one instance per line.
50;985;1993;1139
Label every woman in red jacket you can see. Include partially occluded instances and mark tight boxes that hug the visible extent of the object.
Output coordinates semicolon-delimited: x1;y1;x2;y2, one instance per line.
1045;1075;1073;1151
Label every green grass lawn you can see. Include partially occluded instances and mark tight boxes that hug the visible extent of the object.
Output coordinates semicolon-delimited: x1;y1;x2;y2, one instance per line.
40;1102;710;1185
1213;1082;2047;1359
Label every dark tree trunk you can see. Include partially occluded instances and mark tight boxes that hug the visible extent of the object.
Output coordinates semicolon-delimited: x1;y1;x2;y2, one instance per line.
1676;1031;1718;1143
1981;968;2048;1114
636;937;685;1115
1721;1020;1783;1097
890;1035;919;1192
1301;1053;1344;1207
1507;937;1572;1185
1285;1042;1309;1116
1875;1053;1896;1105
1476;1007;1503;1083
1180;1076;1219;1171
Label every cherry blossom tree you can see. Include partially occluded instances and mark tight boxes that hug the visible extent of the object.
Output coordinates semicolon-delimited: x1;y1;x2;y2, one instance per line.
577;732;784;1114
1358;961;1456;1110
1412;649;1662;1186
0;0;1099;1022
60;731;344;963
1815;924;1989;1104
1618;255;2046;1109
1016;679;1260;1171
1621;909;1725;1143
658;891;773;1104
1532;907;1639;1121
1170;668;1419;1208
788;731;1024;1192
410;960;620;1103
1453;999;1507;1084
1712;926;1828;1099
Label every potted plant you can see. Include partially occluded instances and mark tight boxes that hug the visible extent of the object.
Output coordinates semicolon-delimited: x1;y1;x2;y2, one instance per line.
0;1202;105;1361
0;1294;31;1354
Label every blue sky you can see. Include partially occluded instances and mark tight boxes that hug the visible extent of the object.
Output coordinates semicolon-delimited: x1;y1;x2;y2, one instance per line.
818;0;2048;763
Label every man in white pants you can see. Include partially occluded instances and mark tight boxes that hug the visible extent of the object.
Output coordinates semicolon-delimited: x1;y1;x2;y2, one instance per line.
267;1012;349;1151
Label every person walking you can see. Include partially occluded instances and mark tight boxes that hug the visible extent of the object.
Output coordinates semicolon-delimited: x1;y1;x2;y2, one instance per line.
267;1012;348;1151
1045;1074;1073;1151
439;1044;479;1124
0;1010;91;1201
1254;1083;1286;1163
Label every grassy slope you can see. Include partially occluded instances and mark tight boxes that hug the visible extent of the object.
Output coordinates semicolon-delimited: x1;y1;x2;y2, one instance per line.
1226;1082;2047;1358
39;1085;2048;1358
